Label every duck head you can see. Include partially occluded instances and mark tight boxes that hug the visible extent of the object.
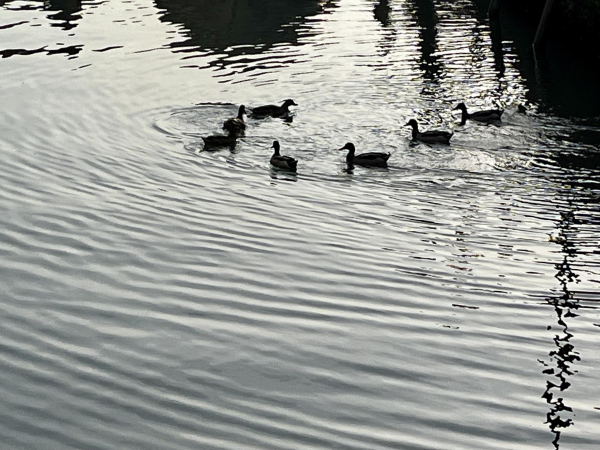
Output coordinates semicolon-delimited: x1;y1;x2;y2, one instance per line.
271;140;281;155
405;119;419;129
338;142;355;153
453;102;467;112
282;99;297;107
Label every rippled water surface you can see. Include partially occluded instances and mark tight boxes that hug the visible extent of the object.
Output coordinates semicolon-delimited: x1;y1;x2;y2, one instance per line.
2;1;600;449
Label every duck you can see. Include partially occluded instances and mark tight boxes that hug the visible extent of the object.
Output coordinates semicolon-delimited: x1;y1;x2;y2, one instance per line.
223;105;246;135
453;102;503;125
338;142;390;168
405;119;453;144
201;131;237;150
270;141;298;171
250;99;297;118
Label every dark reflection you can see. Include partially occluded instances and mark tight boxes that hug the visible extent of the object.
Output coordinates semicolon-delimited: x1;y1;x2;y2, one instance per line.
373;0;391;27
154;0;337;75
0;20;28;29
1;44;82;58
372;0;397;58
405;0;441;83
488;13;505;77
269;169;298;182
479;0;600;118
546;128;600;173
2;0;87;29
459;0;506;98
541;204;581;449
45;0;83;30
0;0;90;61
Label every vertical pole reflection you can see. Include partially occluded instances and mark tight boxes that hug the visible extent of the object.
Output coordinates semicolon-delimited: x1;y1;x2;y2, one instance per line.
542;206;581;450
406;0;440;83
373;0;391;27
45;0;83;30
488;12;505;78
373;0;397;58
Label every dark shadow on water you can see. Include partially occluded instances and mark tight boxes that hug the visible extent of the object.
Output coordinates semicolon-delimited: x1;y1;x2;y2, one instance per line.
540;203;580;450
531;165;600;448
0;0;90;58
269;167;298;182
405;0;441;84
46;0;83;30
373;0;391;27
475;0;600;118
154;0;338;74
1;0;85;29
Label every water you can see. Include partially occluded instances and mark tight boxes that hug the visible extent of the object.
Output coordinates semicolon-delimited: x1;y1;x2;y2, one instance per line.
1;1;599;449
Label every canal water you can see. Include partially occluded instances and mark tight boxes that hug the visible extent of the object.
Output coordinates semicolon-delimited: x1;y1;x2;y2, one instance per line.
1;1;599;449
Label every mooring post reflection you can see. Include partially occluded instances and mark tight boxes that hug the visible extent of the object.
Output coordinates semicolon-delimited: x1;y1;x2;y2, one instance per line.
543;204;581;449
46;0;83;30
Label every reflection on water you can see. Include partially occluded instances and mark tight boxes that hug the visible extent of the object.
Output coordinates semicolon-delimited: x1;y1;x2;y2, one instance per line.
1;1;600;450
46;0;82;30
373;0;391;27
406;0;440;84
487;0;600;117
543;206;580;449
155;0;337;74
539;156;600;448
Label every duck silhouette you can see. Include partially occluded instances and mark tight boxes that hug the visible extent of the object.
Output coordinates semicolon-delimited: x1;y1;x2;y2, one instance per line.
339;142;390;168
453;102;503;125
270;141;298;172
202;131;237;150
250;99;297;118
405;119;453;144
223;105;246;135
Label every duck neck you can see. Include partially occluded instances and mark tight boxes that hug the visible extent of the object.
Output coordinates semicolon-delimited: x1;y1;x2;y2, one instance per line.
346;149;355;164
411;124;419;139
460;109;468;125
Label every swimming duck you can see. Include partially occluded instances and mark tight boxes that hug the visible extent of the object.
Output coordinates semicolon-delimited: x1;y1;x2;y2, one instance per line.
223;105;246;135
338;142;390;168
250;99;297;118
405;119;453;144
201;131;237;150
453;102;503;125
270;141;298;171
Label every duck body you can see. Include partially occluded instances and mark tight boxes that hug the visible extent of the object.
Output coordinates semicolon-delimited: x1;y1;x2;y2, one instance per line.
223;105;246;135
405;119;452;144
454;102;503;125
339;142;390;168
270;141;298;171
202;132;237;150
251;99;297;118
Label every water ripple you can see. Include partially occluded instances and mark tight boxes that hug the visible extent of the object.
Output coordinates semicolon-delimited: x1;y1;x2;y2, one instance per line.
2;0;600;449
